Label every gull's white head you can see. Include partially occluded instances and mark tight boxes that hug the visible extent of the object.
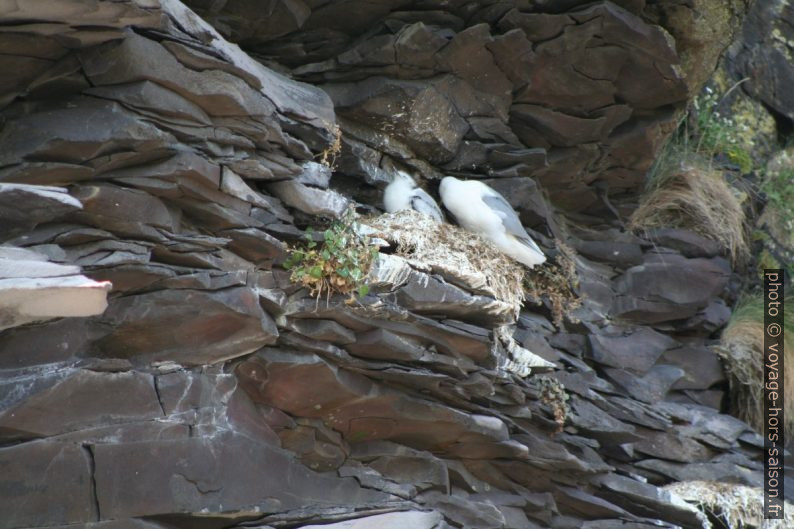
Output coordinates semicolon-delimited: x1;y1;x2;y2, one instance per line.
439;176;460;197
394;170;416;185
384;170;419;213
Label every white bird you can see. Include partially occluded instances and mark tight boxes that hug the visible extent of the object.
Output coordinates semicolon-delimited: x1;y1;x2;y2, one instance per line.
439;176;547;268
383;171;444;222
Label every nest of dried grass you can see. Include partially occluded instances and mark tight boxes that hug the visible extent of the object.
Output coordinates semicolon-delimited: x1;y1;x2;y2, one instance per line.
629;158;749;265
665;481;794;529
717;294;794;437
367;210;526;310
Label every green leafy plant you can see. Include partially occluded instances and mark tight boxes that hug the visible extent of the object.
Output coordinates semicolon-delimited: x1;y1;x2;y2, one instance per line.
284;209;379;303
762;167;794;231
691;86;752;169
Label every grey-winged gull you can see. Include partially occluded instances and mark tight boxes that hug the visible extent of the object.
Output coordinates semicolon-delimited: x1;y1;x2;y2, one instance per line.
383;171;444;222
439;176;547;268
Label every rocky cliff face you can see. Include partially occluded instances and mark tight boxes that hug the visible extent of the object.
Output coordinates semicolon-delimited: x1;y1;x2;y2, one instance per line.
0;1;781;529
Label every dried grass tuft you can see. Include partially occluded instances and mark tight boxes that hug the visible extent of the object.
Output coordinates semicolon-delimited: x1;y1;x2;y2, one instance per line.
524;241;581;327
629;157;749;265
665;480;794;529
717;294;794;437
368;210;526;310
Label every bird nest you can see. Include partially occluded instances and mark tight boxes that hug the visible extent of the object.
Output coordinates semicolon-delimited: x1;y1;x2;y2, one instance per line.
367;210;526;310
664;481;794;529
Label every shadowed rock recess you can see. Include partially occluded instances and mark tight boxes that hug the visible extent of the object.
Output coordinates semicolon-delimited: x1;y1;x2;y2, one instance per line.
0;1;783;528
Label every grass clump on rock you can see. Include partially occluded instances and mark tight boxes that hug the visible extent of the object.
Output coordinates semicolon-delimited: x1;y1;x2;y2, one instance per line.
629;157;749;265
284;209;379;303
717;293;794;438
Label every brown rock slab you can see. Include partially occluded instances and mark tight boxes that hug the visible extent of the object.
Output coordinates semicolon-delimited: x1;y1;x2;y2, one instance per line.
95;287;277;366
237;350;508;451
0;441;95;528
92;431;386;520
0;368;161;441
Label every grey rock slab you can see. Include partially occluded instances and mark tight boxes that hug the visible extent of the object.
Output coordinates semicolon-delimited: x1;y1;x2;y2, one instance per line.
633;428;715;463
635;458;761;490
643;228;722;258
325;76;469;164
0;317;95;369
419;490;506;529
395;268;516;327
350;440;450;492
677;297;732;333
0;246;79;278
86;263;174;294
0;368;161;441
573;239;644;266
0;97;175;167
604;365;686;404
221;228;285;267
53;420;189;445
0;183;82;238
511;104;631;147
728;0;794;122
85;80;213;125
80;32;275;118
266;179;350;218
662;345;726;390
92;431;386;520
592;473;705;527
554;486;632;519
159;0;335;125
567;397;641;446
588;327;678;374
94;287;277;366
297;510;442;529
105;151;221;190
288;318;356;345
156;369;237;416
44;521;175;529
345;328;427;361
512;432;595;473
279;419;348;472
69;183;178;241
0;440;95;528
0;0;160;29
611;255;730;323
220;166;279;209
0;270;111;331
0;161;95;186
295;161;332;188
337;463;417;498
161;39;263;91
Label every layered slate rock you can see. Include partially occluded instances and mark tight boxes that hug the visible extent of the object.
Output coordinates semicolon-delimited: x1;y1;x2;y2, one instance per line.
0;1;771;529
727;0;794;123
249;0;691;213
0;245;111;331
